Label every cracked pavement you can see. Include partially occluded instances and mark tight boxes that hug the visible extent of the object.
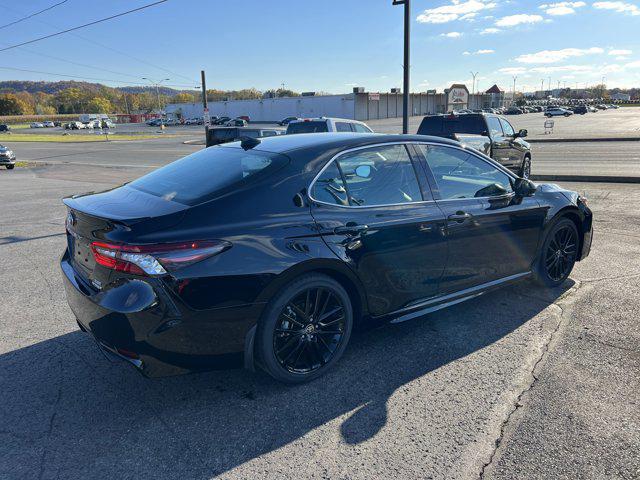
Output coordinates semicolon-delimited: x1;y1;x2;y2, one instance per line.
0;165;638;480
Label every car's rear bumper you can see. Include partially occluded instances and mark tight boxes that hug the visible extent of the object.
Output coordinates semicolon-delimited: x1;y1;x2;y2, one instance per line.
60;250;264;377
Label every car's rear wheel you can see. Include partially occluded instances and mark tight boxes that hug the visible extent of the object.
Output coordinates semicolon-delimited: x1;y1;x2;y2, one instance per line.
535;218;579;287
256;274;353;384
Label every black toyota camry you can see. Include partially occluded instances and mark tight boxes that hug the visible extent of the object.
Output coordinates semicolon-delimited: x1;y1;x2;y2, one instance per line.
61;133;592;383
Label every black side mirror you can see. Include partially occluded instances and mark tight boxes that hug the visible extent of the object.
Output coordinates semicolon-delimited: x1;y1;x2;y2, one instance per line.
514;178;537;196
516;129;528;138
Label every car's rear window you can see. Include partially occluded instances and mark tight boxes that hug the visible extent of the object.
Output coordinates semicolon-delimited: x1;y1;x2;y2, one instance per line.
286;121;329;134
418;115;486;136
128;146;288;206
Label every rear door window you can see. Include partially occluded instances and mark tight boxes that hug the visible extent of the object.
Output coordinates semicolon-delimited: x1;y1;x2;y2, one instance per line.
129;146;288;206
311;162;349;206
335;122;353;132
335;144;422;206
353;123;372;133
486;117;503;137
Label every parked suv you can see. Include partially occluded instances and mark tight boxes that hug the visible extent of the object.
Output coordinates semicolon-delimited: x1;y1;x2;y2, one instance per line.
286;118;373;134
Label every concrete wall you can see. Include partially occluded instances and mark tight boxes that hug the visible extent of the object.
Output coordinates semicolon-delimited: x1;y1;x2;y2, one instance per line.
166;94;356;122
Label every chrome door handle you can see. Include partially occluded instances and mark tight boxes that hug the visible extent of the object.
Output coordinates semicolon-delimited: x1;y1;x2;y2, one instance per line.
447;212;472;223
334;224;369;235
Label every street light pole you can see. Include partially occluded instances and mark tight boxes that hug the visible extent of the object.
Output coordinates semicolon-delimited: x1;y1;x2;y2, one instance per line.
470;71;478;109
142;77;170;114
512;75;517;106
393;0;410;134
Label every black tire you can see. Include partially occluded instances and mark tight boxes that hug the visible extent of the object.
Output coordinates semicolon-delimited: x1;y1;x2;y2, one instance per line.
6;164;14;170
519;156;531;179
256;273;353;384
535;218;579;287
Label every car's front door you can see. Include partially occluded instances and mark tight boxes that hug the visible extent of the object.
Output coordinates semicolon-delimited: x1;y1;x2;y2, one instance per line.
499;118;525;169
309;143;448;316
415;144;546;294
485;115;511;167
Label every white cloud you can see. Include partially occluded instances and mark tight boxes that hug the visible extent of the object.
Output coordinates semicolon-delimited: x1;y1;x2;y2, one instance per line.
463;51;472;55
476;49;495;54
441;31;463;37
627;60;640;68
539;2;586;15
515;47;605;63
529;64;594;73
593;1;640;15
498;67;528;74
609;49;632;56
417;0;497;24
495;14;544;27
480;27;501;34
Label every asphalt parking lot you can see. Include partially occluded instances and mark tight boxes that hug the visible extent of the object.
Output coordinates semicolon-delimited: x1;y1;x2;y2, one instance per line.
1;157;639;479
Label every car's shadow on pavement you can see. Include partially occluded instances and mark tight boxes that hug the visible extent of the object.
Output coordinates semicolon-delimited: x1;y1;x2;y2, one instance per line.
1;279;574;479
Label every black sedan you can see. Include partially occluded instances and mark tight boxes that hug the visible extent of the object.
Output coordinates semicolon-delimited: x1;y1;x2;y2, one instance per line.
61;133;593;383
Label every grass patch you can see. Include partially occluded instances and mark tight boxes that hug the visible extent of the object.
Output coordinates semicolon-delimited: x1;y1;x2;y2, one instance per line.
0;133;180;142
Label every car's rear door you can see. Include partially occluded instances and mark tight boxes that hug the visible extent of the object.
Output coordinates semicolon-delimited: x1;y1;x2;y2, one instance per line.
309;142;448;317
414;143;545;294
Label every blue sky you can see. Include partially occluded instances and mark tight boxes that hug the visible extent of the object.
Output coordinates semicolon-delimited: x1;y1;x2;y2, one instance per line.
1;0;639;93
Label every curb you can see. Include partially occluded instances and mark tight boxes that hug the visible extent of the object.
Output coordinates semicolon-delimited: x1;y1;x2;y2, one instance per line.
531;174;640;183
528;137;640;143
183;139;205;145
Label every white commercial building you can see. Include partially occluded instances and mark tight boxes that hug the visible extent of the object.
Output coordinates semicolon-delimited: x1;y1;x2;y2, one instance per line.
166;85;496;123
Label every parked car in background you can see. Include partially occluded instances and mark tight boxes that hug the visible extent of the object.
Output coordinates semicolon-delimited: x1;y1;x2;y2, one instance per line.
278;116;300;126
588;106;598;113
185;117;203;125
238;115;251;122
42;121;55;128
60;133;592;383
225;118;248;127
53;121;62;127
213;116;231;126
164;118;181;126
206;126;283;146
418;113;532;178
596;104;608;110
0;124;10;132
30;122;45;128
506;107;523;115
146;118;164;127
607;104;620;109
0;144;16;169
573;105;589;115
545;107;573;117
286;117;373;134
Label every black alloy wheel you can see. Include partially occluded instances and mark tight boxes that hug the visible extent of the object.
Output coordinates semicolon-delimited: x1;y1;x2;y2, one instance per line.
537;218;579;287
257;274;353;383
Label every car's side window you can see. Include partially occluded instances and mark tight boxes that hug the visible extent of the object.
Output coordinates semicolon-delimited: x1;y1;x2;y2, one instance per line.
486;117;503;137
335;144;422;206
311;162;350;206
336;122;353;132
353;123;371;133
418;145;513;200
500;119;515;136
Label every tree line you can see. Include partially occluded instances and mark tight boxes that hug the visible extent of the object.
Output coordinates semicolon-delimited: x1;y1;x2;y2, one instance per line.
0;82;302;116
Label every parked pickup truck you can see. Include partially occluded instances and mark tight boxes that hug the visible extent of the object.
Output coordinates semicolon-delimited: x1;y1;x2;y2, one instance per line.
417;113;532;178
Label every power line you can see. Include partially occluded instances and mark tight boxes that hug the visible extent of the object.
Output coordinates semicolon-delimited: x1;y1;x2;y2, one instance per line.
0;0;168;53
0;1;199;85
0;0;68;30
0;66;199;89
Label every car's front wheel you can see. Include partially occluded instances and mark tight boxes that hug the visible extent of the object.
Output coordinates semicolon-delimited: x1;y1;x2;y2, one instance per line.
6;164;14;170
256;274;353;384
535;218;579;287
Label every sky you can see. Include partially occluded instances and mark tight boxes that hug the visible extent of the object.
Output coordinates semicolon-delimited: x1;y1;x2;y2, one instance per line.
1;0;639;94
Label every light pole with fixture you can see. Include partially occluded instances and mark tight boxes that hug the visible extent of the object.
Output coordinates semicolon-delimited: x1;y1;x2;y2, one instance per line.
142;77;170;114
393;0;410;134
470;71;478;109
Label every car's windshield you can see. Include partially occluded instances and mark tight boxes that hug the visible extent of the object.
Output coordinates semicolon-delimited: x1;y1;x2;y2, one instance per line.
128;146;288;206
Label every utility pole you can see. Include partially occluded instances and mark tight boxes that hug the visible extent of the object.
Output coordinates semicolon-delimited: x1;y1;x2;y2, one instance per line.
201;70;208;135
470;71;479;109
512;75;517;106
142;77;170;114
393;0;410;134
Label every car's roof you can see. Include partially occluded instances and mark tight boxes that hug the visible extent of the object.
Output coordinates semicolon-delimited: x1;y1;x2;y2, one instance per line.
220;132;460;154
288;117;366;124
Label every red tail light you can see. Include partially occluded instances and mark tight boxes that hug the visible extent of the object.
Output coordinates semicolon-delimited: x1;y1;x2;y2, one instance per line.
90;240;231;276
